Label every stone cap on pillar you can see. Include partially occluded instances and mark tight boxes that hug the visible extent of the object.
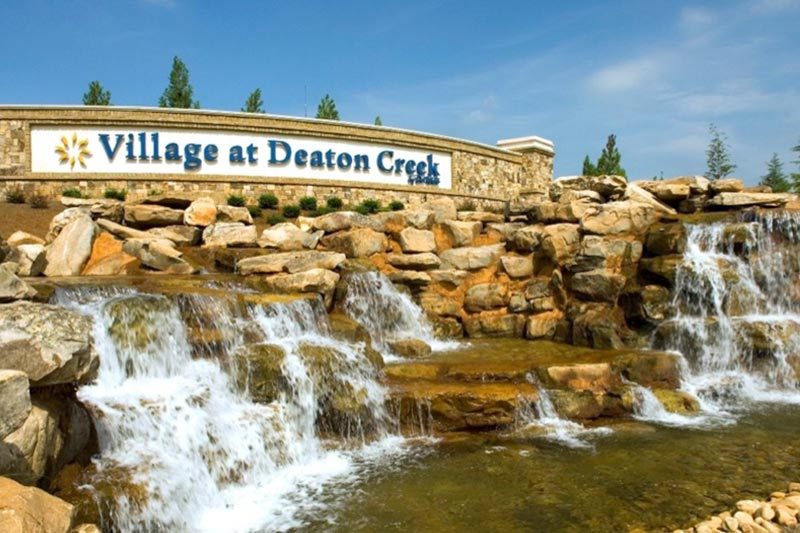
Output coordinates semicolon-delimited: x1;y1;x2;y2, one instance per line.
496;135;554;156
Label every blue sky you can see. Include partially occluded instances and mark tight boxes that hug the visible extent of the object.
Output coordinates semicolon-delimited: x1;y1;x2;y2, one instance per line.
1;0;798;183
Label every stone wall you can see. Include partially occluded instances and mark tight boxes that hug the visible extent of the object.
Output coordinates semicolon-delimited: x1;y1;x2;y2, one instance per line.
0;107;554;206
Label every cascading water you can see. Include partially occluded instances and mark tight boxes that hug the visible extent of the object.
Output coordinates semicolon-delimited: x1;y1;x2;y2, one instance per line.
655;210;800;411
55;286;407;532
341;272;459;358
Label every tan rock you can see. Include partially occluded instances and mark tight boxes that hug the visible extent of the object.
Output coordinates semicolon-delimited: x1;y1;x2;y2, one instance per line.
7;232;44;247
12;244;46;277
525;310;564;340
569;269;626;302
182;197;218;227
44;215;97;277
45;208;90;243
95;218;152;241
309;211;382;233
388;339;432;358
147;225;202;246
500;255;533;278
262;268;340;304
388;270;431;286
419;291;461;317
541;223;581;262
464;283;508;311
550;175;627;200
321;228;387;258
428;198;457;222
486;222;525;241
709;178;745;194
429;269;470;286
123;204;185;228
258;223;322;251
457;211;504;223
398;228;436;253
202;223;258;248
402;209;436;229
140;192;195;208
237;250;346;275
387;252;441;270
707;192;794;208
439;244;505;270
634;179;691;202
463;313;524;338
0;371;30;439
0;302;99;386
216;205;253;224
546;363;618;393
580;201;661;236
623;184;678;215
0;476;75;532
2;403;64;485
511;225;546;251
441;220;481;247
122;238;196;274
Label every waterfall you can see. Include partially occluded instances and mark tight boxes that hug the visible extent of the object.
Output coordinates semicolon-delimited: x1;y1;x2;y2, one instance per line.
656;210;800;410
516;374;611;449
55;286;406;532
341;272;459;358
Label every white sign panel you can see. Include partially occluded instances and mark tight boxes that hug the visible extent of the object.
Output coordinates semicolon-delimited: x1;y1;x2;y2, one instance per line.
30;126;452;189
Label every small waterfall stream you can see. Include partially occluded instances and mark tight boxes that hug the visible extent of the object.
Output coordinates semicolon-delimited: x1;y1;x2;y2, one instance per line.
656;210;800;411
56;286;406;532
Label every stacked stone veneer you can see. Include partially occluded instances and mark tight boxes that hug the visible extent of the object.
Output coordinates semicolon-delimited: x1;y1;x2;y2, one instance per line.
0;107;553;207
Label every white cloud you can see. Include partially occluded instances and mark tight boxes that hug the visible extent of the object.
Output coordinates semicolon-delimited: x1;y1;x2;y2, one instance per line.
679;6;716;29
585;57;664;94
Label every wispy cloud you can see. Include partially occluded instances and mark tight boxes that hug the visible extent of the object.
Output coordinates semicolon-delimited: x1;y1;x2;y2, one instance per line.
585;56;665;94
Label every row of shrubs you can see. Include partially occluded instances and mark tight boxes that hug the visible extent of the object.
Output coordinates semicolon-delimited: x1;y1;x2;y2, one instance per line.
227;193;405;221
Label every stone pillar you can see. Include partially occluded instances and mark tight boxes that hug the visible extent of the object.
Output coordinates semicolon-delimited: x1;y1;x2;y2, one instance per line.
497;135;554;201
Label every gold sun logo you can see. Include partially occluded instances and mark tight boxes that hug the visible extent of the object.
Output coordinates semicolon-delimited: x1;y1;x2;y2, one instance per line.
55;133;91;170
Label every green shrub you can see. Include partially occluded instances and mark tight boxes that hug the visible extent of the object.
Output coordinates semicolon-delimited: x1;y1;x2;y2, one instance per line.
266;213;286;225
103;188;127;201
358;198;381;214
354;204;371;215
247;205;262;218
148;188;163;196
227;194;246;207
5;188;25;204
298;196;318;211
388;200;405;211
282;204;301;218
326;196;343;209
62;187;83;198
258;193;279;209
309;206;334;217
29;193;49;209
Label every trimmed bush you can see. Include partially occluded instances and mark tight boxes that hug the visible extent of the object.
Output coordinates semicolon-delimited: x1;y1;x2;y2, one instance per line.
6;188;25;204
359;198;381;214
29;193;49;209
104;188;127;201
148;188;163;196
267;213;286;225
388;200;405;211
282;204;301;218
298;196;318;211
258;193;279;209
326;196;343;209
227;194;246;207
62;188;83;198
354;204;371;215
309;206;334;217
247;205;262;218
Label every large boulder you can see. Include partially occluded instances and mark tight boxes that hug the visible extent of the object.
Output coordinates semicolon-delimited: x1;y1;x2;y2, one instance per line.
398;228;436;253
401;209;436;230
0;476;75;532
487;222;525;241
707;192;794;208
388;339;432;358
511;225;546;251
541;223;581;263
464;283;508;311
570;304;630;349
201;223;258;248
45;208;89;244
457;211;504;223
463;313;525;338
500;255;533;278
566;235;642;274
81;233;137;276
0;302;99;386
258;223;322;251
439;244;505;270
44;215;97;277
428;198;457;222
388;271;431;287
122;239;196;274
526;201;593;224
0;371;30;439
95;219;152;241
645;223;686;256
216;205;252;225
147;225;202;246
10;244;46;277
569;269;627;303
123;204;185;229
525;310;565;340
708;178;744;194
321;228;388;258
440;220;481;247
140;192;195;209
622;184;678;215
60;197;123;222
580;200;660;236
309;211;382;233
7;232;44;247
237;250;346;275
233;343;287;402
261;268;340;305
550;175;627;201
0;266;36;302
636;176;709;199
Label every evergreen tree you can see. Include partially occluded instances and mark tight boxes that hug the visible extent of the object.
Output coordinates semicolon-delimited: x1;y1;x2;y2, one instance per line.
82;81;111;105
242;88;264;113
374;115;382;126
791;139;800;192
158;56;199;109
596;134;626;176
315;94;339;120
760;153;790;192
582;155;598;176
706;123;736;180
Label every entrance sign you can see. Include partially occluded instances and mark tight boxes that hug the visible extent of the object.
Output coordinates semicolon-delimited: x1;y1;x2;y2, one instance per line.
31;126;452;188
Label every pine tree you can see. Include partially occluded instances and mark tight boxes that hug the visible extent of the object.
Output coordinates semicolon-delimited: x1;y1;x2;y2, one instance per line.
791;139;800;192
82;81;111;105
760;153;790;192
242;88;264;113
158;56;199;109
596;134;626;177
315;94;339;120
582;155;598;176
706;123;736;180
374;115;382;126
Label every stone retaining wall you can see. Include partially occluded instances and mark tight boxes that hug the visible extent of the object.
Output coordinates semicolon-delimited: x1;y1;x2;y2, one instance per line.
0;107;553;206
